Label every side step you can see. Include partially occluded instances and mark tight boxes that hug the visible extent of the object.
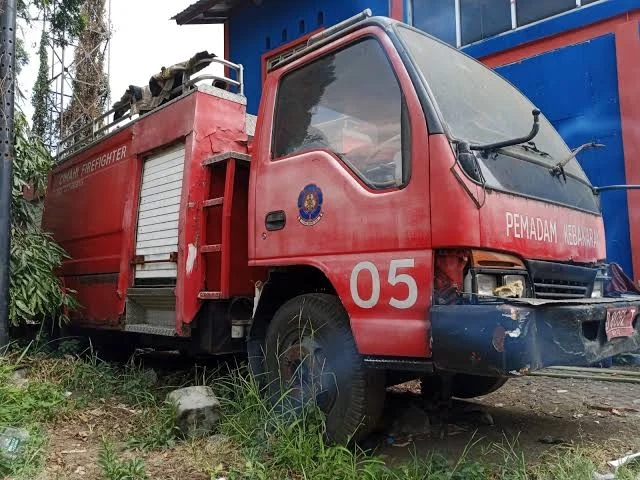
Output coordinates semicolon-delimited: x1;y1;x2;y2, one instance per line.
124;324;177;336
125;287;182;337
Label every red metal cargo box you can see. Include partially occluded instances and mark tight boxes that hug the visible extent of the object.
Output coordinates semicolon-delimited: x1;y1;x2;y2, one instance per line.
43;85;263;335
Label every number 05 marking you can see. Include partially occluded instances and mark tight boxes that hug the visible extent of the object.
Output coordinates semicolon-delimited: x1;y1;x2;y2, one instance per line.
350;259;418;309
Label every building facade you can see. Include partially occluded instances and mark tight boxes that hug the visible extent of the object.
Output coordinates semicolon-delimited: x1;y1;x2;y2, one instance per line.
174;0;640;280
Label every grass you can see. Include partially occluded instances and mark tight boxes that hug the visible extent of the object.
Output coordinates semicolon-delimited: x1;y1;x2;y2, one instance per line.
98;439;148;480
0;340;172;479
204;366;640;480
0;340;639;479
126;401;181;451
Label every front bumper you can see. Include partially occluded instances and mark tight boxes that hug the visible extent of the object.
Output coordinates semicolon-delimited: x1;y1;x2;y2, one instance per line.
430;296;640;376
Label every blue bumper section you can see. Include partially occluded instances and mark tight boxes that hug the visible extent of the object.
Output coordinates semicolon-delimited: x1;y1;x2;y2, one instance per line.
430;298;640;376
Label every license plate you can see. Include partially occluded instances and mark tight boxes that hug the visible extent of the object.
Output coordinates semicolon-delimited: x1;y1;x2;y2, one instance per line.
605;306;638;340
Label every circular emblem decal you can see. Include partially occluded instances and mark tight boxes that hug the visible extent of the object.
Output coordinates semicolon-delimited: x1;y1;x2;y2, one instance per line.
297;184;324;226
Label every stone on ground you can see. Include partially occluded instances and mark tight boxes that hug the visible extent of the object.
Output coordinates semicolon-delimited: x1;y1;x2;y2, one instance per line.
10;367;29;388
167;386;220;436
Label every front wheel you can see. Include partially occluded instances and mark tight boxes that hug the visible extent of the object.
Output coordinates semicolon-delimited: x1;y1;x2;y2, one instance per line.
264;294;385;443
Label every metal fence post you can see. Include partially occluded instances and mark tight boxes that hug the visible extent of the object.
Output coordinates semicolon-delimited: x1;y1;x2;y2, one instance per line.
0;0;17;348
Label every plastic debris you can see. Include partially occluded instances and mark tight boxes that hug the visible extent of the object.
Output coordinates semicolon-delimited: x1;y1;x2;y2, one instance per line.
607;451;640;469
592;473;615;480
0;427;29;458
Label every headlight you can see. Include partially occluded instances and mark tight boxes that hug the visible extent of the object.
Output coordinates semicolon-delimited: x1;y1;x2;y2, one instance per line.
476;274;498;296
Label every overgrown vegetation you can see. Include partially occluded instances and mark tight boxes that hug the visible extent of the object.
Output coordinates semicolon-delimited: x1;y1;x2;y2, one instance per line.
9;113;77;327
7;0;88;328
98;439;148;480
31;28;51;139
0;346;638;479
19;0;86;46
61;0;110;138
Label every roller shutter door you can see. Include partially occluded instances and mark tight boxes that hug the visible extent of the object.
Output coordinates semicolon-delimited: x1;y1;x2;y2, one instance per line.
135;144;185;280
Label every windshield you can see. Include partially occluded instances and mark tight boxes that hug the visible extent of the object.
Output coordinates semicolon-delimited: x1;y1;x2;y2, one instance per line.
396;25;590;184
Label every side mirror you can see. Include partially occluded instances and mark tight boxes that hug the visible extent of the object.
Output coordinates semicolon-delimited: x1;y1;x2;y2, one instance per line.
457;141;483;182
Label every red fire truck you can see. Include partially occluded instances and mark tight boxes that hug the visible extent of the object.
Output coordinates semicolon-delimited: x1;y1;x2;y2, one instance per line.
43;11;640;442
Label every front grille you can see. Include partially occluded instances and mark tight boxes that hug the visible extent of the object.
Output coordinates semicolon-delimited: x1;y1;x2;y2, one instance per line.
527;260;597;300
532;279;590;299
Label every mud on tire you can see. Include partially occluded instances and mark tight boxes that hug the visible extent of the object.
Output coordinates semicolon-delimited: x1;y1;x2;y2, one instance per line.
263;294;385;443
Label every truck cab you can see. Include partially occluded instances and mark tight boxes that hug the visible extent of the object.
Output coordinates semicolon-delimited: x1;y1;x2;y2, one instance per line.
42;11;640;444
247;12;639;440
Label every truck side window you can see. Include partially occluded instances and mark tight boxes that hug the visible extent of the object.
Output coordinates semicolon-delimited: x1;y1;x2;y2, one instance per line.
272;38;408;190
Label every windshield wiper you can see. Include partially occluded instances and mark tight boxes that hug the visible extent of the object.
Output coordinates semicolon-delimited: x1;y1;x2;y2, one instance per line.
470;109;540;157
549;142;605;181
517;142;550;157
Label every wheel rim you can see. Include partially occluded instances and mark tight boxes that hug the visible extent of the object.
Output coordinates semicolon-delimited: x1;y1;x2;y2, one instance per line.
278;333;337;412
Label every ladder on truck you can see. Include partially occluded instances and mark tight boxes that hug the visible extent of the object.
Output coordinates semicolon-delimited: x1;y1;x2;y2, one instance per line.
198;151;251;301
125;150;251;337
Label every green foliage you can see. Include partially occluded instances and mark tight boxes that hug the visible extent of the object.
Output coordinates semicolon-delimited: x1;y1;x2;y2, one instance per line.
45;0;87;45
31;29;50;138
12;112;51;225
0;351;64;479
9;112;77;327
18;0;86;45
98;439;148;480
60;355;157;406
0;356;69;426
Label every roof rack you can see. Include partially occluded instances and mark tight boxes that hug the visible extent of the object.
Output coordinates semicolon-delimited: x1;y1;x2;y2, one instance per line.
307;9;372;46
56;57;244;162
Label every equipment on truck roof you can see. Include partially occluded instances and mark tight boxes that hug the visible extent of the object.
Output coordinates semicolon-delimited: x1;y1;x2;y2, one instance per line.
113;51;222;120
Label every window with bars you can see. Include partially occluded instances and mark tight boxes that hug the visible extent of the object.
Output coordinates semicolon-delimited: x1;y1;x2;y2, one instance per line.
411;0;603;47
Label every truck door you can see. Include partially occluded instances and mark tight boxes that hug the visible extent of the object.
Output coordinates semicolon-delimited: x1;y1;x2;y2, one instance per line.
252;27;433;358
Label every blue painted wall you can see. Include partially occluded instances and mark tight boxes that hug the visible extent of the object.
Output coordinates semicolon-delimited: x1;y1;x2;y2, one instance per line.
459;0;638;57
496;35;633;274
229;0;391;114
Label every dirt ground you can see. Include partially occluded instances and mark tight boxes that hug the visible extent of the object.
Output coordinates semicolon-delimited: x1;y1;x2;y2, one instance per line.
39;401;228;480
378;371;640;465
36;368;640;479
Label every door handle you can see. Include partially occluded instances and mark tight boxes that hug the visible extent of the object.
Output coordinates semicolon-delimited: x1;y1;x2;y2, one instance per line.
265;210;286;231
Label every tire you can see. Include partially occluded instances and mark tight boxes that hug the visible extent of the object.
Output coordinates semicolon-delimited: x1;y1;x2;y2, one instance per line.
422;374;507;400
264;294;385;443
